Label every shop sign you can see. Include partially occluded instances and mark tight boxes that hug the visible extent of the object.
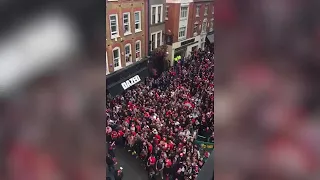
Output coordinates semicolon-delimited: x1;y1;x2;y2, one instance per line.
121;75;141;90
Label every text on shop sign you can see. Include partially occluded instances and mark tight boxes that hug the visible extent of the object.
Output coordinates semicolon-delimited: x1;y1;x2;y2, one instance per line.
121;75;141;90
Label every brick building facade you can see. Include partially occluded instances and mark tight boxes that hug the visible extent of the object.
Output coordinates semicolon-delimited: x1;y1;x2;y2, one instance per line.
149;0;166;55
165;0;213;65
188;0;214;48
106;0;148;75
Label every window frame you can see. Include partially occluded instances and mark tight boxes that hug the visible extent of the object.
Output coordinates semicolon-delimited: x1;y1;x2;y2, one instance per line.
112;47;122;71
180;6;188;20
178;27;186;39
109;14;119;39
135;40;141;61
202;19;207;33
196;6;200;17
204;5;208;16
134;11;142;33
151;4;163;25
165;6;169;20
150;30;163;51
210;19;214;31
124;43;132;65
106;51;109;75
123;12;131;35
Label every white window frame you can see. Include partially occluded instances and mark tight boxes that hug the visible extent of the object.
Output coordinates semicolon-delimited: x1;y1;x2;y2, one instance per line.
156;31;162;48
135;40;141;61
204;5;208;16
134;11;142;33
151;4;163;25
151;33;156;51
196;6;200;17
106;52;109;75
210;19;214;31
112;47;122;71
124;43;132;65
123;12;131;36
151;31;163;51
180;6;188;20
178;27;186;39
165;6;169;20
202;19;207;33
109;14;119;39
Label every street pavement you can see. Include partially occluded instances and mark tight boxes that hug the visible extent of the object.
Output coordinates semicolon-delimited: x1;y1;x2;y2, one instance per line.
107;147;148;180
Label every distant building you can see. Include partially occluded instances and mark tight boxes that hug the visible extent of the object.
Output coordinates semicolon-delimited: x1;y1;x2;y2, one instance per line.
106;0;148;75
148;0;166;55
165;0;213;65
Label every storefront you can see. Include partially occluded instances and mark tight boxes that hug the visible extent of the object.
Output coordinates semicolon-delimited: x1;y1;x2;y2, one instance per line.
106;59;149;97
167;36;201;66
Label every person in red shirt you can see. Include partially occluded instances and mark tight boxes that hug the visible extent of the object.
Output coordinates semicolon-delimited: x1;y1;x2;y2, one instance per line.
117;130;125;146
147;154;156;172
111;130;118;140
148;143;153;155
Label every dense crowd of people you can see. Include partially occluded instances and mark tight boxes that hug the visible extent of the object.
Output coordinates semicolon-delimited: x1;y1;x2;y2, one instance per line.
107;46;214;180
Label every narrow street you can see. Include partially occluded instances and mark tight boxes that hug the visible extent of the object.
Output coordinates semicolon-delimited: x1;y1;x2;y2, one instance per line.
107;147;148;180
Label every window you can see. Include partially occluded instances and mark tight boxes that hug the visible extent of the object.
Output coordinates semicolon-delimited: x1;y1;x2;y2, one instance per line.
202;20;207;33
124;44;132;64
106;52;109;75
180;6;188;19
152;7;156;24
196;6;200;17
123;13;131;35
157;32;161;47
151;5;163;25
179;27;186;38
134;11;141;32
166;6;169;20
157;6;162;23
212;6;214;14
135;40;141;60
210;20;214;31
151;34;156;51
112;47;121;70
193;25;198;36
204;5;208;16
151;31;163;51
109;14;119;38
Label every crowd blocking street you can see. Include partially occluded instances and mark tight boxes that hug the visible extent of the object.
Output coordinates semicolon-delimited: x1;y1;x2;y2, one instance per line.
107;46;214;180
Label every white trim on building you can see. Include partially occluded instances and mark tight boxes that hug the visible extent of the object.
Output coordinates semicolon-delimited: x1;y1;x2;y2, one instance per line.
112;47;122;71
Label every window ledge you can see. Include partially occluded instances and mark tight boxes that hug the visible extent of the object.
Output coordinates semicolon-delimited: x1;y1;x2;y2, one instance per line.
135;29;142;33
178;37;186;41
113;66;122;71
111;35;120;40
124;32;132;36
196;15;200;18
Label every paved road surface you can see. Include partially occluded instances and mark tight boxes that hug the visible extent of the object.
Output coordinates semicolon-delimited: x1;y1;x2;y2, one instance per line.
108;147;148;180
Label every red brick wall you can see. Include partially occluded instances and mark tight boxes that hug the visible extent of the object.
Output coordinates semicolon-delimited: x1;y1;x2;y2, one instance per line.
189;1;214;36
106;0;146;73
165;3;181;43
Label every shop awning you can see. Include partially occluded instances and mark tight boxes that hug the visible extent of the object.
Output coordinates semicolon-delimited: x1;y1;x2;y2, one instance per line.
206;34;214;43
